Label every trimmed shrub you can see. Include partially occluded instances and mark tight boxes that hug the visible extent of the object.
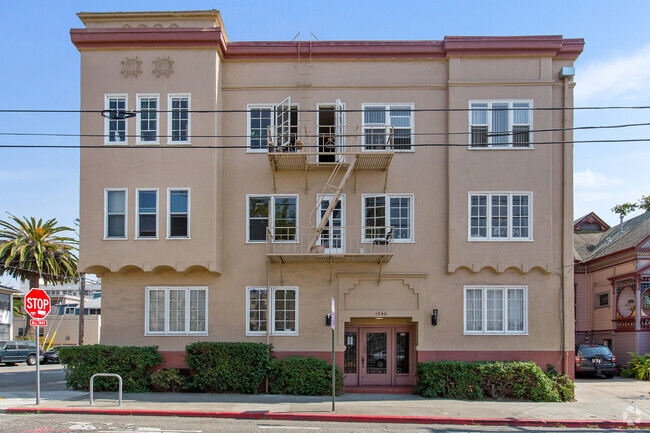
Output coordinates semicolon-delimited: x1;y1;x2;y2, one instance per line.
270;356;344;396
58;345;163;392
545;363;575;401
622;353;650;380
151;368;186;392
185;342;271;393
415;360;569;402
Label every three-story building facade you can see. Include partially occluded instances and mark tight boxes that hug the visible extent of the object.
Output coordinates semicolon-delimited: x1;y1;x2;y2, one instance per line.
72;10;583;385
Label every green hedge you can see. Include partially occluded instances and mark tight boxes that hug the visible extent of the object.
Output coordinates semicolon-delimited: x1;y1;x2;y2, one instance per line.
58;345;163;392
185;342;271;393
415;361;573;402
270;356;344;396
151;368;186;392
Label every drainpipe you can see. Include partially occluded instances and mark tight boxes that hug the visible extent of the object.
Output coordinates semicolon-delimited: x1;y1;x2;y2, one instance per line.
560;66;576;375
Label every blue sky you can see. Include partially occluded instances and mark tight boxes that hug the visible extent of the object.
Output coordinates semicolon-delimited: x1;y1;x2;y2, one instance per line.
1;0;649;237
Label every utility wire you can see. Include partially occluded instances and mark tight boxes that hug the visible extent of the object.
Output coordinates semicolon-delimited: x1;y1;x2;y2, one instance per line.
1;138;650;149
3;105;650;114
1;121;650;140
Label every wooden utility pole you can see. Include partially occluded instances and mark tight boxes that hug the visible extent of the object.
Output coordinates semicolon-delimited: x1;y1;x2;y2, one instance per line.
78;272;85;345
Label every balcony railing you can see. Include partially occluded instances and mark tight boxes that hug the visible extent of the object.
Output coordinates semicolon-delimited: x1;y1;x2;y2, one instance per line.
614;318;635;330
266;226;394;264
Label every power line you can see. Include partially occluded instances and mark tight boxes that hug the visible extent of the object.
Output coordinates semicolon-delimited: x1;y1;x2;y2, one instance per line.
3;105;650;114
1;138;650;149
1;121;650;141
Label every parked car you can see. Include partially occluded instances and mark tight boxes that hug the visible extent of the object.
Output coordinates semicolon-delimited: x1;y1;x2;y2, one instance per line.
0;340;44;366
575;344;616;378
367;350;387;368
42;345;78;364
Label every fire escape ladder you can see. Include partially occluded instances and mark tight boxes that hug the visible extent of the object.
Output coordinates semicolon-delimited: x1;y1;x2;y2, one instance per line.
306;156;357;252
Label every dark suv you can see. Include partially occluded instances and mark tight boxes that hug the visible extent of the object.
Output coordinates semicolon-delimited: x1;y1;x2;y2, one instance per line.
575;344;616;378
0;340;43;366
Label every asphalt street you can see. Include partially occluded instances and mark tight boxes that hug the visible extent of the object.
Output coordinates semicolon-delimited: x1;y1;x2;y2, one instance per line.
0;414;640;433
0;364;66;392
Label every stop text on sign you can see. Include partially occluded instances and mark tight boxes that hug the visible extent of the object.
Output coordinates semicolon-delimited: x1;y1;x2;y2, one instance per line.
26;297;50;313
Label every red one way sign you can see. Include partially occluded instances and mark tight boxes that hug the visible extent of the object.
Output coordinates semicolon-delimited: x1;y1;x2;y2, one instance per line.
24;289;51;319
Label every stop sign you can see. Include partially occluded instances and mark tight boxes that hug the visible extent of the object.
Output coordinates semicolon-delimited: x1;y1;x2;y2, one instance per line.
25;289;51;320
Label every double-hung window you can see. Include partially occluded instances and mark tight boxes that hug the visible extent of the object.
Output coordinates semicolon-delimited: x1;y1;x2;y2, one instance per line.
464;286;527;334
469;100;532;148
468;192;532;241
168;94;190;144
168;189;190;238
136;189;158;238
362;194;413;242
246;286;298;336
362;104;414;151
247;195;298;242
136;94;159;143
247;102;299;152
105;95;127;143
105;189;127;239
145;286;207;335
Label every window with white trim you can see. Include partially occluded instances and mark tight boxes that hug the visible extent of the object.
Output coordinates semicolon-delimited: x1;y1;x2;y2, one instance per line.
468;192;532;241
168;94;190;143
136;94;159;143
247;195;298;242
247;103;299;151
136;189;157;238
145;286;207;335
464;286;527;334
105;95;127;143
246;287;298;336
168;189;190;238
362;104;413;151
362;194;413;242
105;189;127;239
469;100;532;148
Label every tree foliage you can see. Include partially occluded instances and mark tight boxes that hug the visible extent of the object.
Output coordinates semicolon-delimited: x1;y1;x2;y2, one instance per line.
0;214;78;287
612;202;637;218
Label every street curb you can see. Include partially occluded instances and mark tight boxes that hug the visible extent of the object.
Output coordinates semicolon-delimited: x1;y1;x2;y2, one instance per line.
5;407;650;428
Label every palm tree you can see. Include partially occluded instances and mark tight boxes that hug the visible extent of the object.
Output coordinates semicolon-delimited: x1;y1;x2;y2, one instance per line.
0;214;78;337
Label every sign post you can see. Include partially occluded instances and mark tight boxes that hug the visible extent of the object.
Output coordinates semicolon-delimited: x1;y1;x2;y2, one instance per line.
331;297;335;412
24;288;51;405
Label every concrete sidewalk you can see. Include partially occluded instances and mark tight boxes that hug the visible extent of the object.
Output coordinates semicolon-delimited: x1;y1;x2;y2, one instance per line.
2;377;650;428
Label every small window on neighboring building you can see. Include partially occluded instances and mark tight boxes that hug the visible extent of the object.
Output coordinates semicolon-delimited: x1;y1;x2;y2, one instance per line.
596;292;610;308
168;189;190;238
105;189;127;239
105;95;128;143
168;94;190;144
469;100;532;148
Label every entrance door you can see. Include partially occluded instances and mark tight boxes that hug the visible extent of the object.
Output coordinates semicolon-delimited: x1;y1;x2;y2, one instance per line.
317;195;345;253
344;325;415;386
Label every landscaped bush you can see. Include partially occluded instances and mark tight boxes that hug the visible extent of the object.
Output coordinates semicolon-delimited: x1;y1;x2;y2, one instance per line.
415;360;572;402
151;368;186;392
58;345;163;392
185;342;271;394
269;356;344;396
621;353;650;380
545;364;575;402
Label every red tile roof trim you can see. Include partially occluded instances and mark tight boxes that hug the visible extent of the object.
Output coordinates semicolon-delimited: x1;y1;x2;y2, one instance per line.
70;28;584;60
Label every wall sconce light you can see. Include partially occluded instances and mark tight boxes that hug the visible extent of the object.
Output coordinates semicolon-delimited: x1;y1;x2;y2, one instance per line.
431;309;438;326
325;314;332;327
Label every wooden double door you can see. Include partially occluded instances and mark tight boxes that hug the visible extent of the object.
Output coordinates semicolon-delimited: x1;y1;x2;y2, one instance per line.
343;325;415;386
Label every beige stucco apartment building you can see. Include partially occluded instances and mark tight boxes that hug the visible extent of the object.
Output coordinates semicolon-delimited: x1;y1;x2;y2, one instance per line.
71;10;583;386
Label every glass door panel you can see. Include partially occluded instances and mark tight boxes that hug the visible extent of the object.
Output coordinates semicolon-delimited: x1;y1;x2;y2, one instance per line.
318;197;345;253
344;331;357;374
396;331;409;374
365;332;387;374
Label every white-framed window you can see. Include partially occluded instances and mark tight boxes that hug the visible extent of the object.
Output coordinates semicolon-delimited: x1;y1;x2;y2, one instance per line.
469;100;532;148
362;103;414;151
136;189;158;239
136;94;159;144
246;286;298;336
464;285;527;335
468;192;532;241
105;94;128;144
145;286;207;335
104;189;127;239
167;188;190;239
247;102;299;152
168;94;190;144
362;194;414;242
246;194;298;242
